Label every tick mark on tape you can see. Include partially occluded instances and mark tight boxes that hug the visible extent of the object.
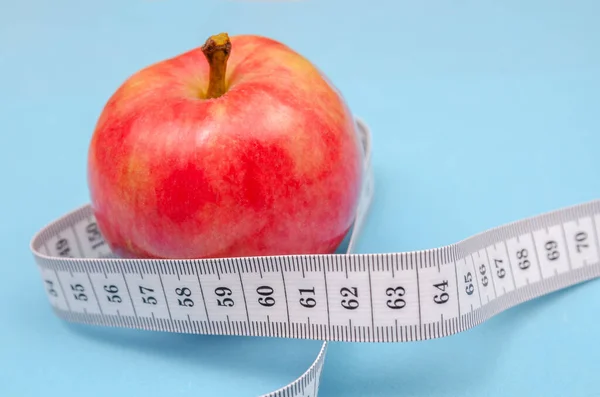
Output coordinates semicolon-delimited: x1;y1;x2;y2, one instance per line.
256;258;263;278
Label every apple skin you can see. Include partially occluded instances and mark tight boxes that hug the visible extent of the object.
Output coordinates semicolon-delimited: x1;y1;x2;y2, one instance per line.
87;34;363;259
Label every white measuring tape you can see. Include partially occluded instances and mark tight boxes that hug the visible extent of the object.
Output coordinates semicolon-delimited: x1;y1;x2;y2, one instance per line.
30;118;600;396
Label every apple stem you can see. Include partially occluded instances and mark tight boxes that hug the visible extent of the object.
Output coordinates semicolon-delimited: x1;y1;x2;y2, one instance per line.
201;33;232;99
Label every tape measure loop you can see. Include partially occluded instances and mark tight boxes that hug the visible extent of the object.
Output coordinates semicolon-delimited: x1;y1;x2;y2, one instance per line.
29;118;600;396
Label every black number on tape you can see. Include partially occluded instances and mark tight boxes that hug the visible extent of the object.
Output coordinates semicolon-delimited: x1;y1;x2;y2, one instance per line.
299;287;316;308
464;272;474;295
545;240;560;261
257;286;275;307
56;238;72;257
86;222;105;250
494;258;506;278
70;283;88;301
215;287;234;307
385;286;406;309
176;287;194;307
576;231;589;252
516;248;530;270
104;284;122;303
433;280;449;304
479;264;489;287
139;286;157;305
44;280;58;297
340;287;359;310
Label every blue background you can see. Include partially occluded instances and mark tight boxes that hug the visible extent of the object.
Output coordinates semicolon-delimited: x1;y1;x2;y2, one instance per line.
1;0;599;396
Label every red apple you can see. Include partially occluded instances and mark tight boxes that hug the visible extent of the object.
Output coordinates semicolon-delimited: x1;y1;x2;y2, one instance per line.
87;33;363;259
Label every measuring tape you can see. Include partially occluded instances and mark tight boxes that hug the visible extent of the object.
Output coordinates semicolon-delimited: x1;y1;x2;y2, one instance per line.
30;118;600;396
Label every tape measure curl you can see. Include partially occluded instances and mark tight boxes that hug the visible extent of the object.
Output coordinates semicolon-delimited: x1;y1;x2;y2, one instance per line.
30;118;600;397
